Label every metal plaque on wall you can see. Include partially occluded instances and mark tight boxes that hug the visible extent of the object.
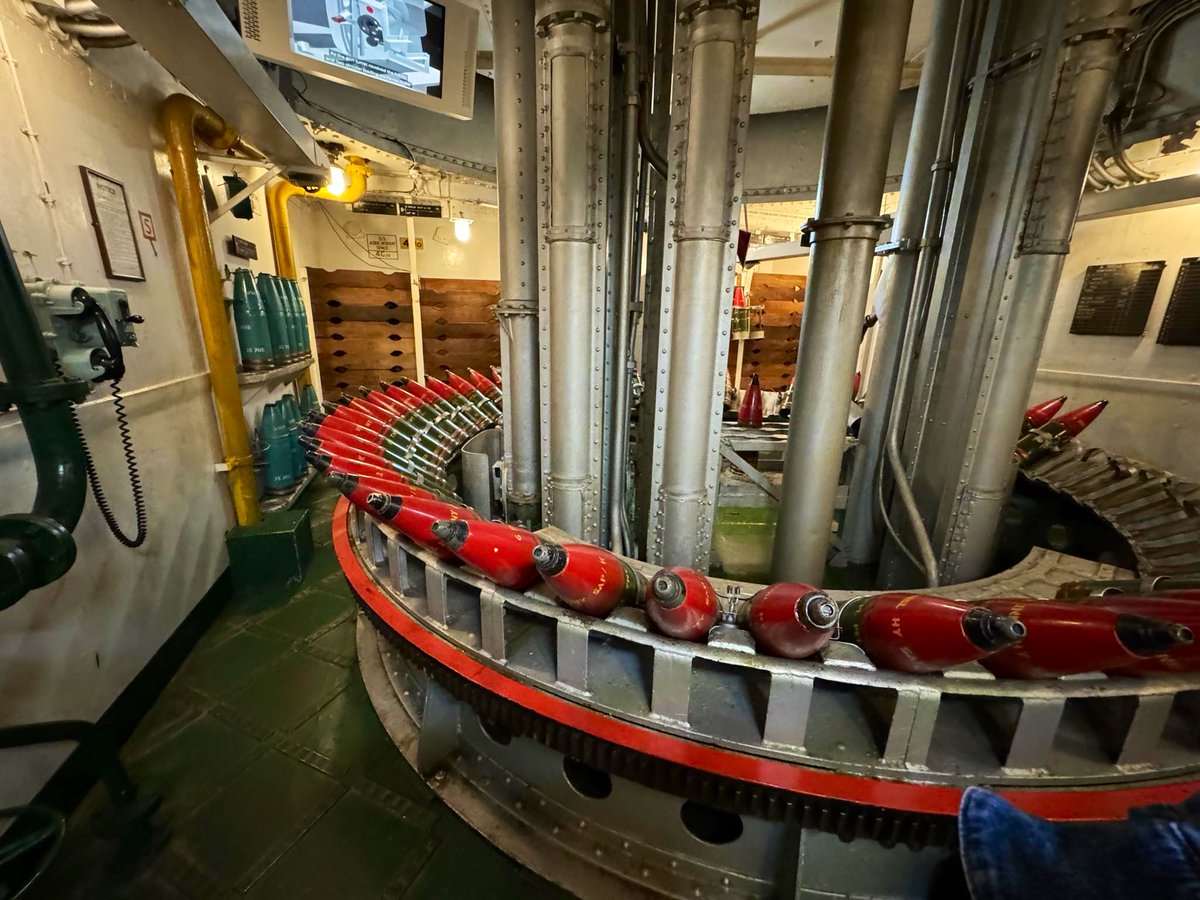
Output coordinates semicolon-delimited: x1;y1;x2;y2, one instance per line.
1069;261;1165;336
1159;257;1200;346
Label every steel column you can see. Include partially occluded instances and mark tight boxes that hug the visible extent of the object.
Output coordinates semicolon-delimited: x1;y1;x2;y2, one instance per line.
644;0;759;569
535;0;611;541
493;0;542;526
935;0;1134;581
841;0;973;566
770;0;914;584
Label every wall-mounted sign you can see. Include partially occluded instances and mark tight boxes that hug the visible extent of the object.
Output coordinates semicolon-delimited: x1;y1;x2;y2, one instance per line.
398;201;442;219
351;197;399;216
226;235;258;260
1069;261;1165;336
367;233;400;261
1159;257;1200;346
138;210;157;257
80;167;144;281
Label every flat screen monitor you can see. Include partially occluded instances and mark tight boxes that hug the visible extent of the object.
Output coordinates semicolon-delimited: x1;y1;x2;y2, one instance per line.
238;0;478;120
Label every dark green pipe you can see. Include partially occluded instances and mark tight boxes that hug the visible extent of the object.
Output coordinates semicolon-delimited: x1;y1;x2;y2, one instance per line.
0;219;88;609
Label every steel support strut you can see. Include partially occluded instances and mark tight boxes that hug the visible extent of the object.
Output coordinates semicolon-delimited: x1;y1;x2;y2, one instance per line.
771;0;915;584
493;0;543;527
645;0;759;569
535;0;611;542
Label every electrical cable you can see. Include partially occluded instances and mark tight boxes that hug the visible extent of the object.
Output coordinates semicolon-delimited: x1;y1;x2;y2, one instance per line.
70;380;148;548
292;73;418;165
315;204;399;270
0;804;66;899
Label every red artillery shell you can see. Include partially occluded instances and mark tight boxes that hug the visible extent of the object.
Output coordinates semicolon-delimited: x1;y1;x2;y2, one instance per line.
1072;596;1200;675
365;494;479;561
307;452;405;486
1051;400;1108;437
981;599;1191;679
468;367;503;402
838;593;1026;674
739;582;838;659
430;519;542;590
1023;395;1067;432
532;542;644;617
646;567;720;642
737;373;763;428
328;472;436;510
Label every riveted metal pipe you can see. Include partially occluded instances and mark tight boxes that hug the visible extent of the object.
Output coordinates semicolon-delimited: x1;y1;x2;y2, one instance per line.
771;0;914;584
939;0;1134;582
536;0;610;541
647;0;758;570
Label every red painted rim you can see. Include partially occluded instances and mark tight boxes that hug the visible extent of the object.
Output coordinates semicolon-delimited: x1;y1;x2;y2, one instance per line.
334;498;1200;821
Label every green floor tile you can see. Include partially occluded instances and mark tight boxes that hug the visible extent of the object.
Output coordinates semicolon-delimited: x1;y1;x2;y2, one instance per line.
246;790;436;900
174;749;343;890
288;681;394;776
254;586;352;643
131;713;264;817
177;629;292;699
402;815;567;900
223;651;351;734
304;544;344;582
310;618;357;660
121;685;211;761
363;746;437;806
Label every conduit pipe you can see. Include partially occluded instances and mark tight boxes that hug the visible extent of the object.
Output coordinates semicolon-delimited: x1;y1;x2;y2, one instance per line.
770;0;914;584
492;0;542;527
841;0;970;567
266;156;369;281
937;0;1133;582
605;0;643;554
160;94;262;527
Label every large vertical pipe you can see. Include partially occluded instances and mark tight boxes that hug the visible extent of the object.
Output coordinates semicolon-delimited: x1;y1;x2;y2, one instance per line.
770;0;914;584
493;0;542;526
841;0;971;565
645;0;757;569
936;0;1133;581
536;1;610;541
161;94;261;527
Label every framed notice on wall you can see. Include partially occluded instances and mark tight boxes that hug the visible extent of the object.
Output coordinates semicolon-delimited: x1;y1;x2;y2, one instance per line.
1069;261;1165;336
80;167;145;281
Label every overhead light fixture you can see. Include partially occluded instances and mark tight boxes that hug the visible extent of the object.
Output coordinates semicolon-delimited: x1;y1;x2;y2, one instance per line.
453;217;472;242
327;164;348;197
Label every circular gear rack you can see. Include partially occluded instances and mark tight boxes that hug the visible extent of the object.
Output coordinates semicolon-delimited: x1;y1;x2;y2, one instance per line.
334;425;1200;899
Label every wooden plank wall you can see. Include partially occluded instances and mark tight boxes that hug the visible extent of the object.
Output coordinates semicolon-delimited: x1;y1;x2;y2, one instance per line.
729;272;806;391
307;268;502;395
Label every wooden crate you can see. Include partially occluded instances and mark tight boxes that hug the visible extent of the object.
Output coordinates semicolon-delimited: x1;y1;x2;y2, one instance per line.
307;268;502;396
729;272;806;391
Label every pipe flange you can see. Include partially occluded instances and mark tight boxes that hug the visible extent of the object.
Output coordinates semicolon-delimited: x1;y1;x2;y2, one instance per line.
493;300;539;319
535;5;608;37
678;0;758;25
802;214;892;243
0;376;90;410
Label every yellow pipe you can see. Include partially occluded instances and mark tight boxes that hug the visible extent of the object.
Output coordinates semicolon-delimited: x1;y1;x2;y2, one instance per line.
160;94;262;527
266;156;370;280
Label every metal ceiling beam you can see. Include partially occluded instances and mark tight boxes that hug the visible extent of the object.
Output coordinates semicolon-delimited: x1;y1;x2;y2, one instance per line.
94;0;325;174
